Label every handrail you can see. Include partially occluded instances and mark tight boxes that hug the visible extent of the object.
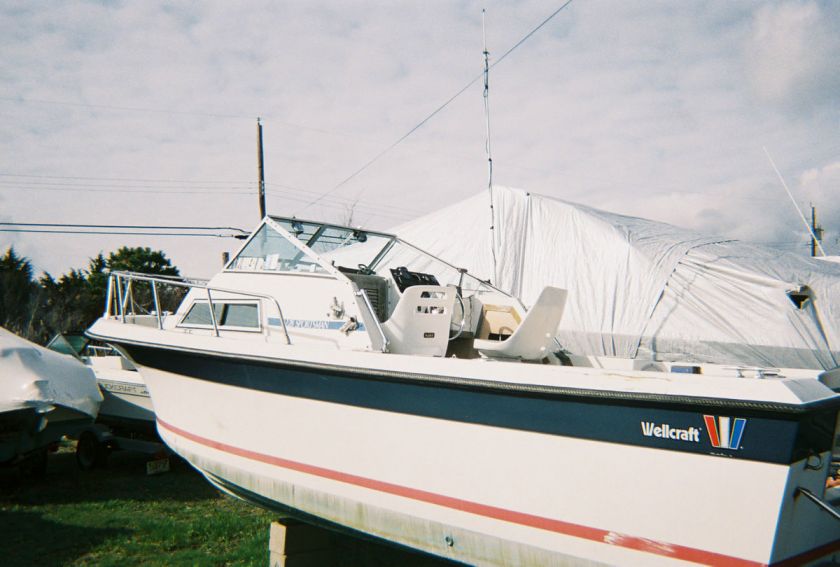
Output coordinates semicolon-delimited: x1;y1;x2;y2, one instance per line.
206;288;220;337
795;487;840;522
116;276;125;323
393;237;527;311
104;275;114;319
151;279;162;330
107;271;291;345
117;270;209;284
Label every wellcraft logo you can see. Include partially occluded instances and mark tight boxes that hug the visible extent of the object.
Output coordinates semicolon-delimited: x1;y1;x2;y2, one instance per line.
640;422;701;443
703;415;746;450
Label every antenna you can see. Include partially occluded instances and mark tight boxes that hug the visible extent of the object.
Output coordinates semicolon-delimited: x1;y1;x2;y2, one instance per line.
763;147;827;257
257;118;267;219
483;9;498;282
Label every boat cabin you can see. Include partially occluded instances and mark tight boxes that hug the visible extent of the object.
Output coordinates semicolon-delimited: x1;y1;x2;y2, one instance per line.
108;216;566;361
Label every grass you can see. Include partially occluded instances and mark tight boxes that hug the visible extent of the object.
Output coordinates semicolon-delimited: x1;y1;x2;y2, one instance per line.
0;444;456;567
0;446;272;566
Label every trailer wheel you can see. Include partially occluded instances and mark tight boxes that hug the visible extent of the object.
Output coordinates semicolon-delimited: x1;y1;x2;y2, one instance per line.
76;431;108;470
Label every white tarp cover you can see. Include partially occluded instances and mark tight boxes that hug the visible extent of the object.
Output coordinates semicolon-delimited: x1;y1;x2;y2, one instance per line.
393;186;840;370
0;327;101;417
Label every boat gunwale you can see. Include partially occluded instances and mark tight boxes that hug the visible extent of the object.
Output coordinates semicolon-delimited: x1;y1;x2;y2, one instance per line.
86;330;840;416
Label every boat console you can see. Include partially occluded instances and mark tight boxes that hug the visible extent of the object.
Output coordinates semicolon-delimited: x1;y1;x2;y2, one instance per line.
389;267;440;292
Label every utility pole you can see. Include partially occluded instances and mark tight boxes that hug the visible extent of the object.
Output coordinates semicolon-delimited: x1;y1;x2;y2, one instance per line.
810;204;824;257
257;118;266;220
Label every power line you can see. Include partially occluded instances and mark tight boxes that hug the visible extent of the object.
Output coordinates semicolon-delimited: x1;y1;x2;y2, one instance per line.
0;172;417;220
0;181;413;220
0;228;244;238
0;180;254;191
0;172;256;185
263;188;414;221
300;0;576;212
0;98;353;137
0;96;252;120
0;222;248;233
264;182;420;216
0;184;252;196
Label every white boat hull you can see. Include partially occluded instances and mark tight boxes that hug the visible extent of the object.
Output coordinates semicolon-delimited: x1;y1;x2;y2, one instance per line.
88;356;156;436
128;352;840;567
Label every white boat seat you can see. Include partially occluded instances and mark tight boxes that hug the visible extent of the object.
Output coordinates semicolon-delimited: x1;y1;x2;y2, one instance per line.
382;285;456;357
474;287;567;361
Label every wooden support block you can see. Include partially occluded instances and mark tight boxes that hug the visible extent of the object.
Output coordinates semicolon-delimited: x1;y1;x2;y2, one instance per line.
268;518;451;567
269;519;337;554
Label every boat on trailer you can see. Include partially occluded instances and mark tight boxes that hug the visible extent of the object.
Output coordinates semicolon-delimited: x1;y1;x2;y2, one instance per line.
1;327;102;476
47;333;156;438
88;216;840;566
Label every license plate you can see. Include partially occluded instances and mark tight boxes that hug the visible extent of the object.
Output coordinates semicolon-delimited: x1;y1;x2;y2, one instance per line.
146;457;170;475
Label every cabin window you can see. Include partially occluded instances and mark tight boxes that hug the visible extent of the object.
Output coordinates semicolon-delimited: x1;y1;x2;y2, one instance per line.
228;225;328;274
180;301;260;330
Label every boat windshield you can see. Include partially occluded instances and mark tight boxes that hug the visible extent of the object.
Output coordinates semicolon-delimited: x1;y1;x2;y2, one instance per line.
228;217;508;299
228;219;394;274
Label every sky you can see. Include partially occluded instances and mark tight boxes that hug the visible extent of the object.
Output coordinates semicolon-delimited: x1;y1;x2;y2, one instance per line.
1;0;839;279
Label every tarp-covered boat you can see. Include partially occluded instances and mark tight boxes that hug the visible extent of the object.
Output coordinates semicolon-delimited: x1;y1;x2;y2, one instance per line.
394;186;840;370
0;327;101;474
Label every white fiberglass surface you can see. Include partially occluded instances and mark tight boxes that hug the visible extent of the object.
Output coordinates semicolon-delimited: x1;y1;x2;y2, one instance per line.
146;368;786;564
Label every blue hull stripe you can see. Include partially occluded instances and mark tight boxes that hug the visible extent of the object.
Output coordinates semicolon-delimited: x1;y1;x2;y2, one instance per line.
118;343;836;465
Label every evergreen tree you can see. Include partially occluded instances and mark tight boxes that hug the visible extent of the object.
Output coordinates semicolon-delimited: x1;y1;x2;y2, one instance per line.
106;247;180;278
1;246;182;344
0;247;37;337
103;247;183;316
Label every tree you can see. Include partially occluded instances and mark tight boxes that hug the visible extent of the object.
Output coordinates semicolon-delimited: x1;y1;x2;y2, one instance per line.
105;246;180;277
35;268;97;343
8;246;183;344
0;247;38;337
101;247;183;316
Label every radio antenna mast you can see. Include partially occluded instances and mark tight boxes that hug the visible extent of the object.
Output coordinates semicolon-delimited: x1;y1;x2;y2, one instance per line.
483;9;498;282
257;118;267;220
763;147;827;257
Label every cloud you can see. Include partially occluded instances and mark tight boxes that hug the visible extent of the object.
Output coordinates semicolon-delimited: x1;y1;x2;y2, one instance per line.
0;1;839;278
744;1;840;111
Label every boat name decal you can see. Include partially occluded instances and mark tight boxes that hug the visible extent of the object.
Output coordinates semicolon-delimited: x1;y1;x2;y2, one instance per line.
703;415;746;450
267;317;366;331
640;421;701;443
99;380;149;396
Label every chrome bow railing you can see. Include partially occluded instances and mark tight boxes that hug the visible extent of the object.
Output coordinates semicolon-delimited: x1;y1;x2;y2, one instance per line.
105;271;291;344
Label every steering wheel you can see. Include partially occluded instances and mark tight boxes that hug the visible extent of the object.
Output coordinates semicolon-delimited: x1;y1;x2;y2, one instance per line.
449;292;466;341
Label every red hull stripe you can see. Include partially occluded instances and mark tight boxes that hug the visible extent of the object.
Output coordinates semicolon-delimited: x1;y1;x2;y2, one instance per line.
156;418;834;567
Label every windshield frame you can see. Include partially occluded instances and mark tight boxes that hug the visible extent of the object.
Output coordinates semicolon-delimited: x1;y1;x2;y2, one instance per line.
224;216;397;278
224;215;519;306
